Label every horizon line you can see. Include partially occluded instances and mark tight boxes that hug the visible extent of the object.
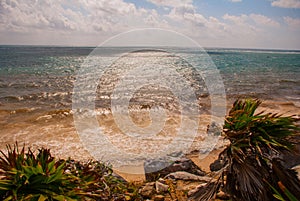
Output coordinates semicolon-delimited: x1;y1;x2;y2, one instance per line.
0;44;300;52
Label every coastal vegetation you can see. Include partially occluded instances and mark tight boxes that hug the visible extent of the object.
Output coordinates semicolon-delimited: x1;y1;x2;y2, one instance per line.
0;143;141;201
0;99;299;200
190;99;300;201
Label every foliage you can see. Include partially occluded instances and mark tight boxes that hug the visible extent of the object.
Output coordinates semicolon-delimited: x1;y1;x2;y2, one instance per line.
190;99;300;201
64;159;141;200
0;143;141;201
0;143;77;200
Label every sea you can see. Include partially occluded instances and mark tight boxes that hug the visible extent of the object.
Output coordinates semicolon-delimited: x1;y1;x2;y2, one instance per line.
0;45;299;168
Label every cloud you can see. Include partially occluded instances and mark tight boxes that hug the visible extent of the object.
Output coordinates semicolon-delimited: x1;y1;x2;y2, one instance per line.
222;13;248;24
147;0;193;7
0;0;174;45
249;14;280;27
228;0;242;2
271;0;300;8
223;13;280;27
284;16;300;28
220;13;288;48
0;0;165;34
0;0;299;49
167;4;197;20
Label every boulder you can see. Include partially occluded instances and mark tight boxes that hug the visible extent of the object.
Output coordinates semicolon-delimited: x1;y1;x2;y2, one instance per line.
165;171;212;182
144;156;206;181
139;182;155;198
187;183;207;197
210;158;225;172
155;180;169;193
210;153;227;172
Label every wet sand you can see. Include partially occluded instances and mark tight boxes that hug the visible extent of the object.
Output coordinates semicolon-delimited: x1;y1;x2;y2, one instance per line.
0;98;299;181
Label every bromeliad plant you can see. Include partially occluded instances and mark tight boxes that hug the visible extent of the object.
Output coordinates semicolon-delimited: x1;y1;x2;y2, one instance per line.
0;143;78;201
190;99;300;201
0;143;142;201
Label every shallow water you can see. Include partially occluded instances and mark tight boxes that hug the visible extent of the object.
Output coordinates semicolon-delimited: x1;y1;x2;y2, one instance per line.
0;46;299;167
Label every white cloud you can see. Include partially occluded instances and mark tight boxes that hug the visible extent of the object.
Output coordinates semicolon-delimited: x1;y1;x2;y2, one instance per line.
0;0;174;46
0;0;166;35
228;0;242;2
167;4;197;21
250;14;280;27
271;0;300;8
284;16;300;28
147;0;193;8
220;13;289;48
223;13;280;28
0;0;299;49
222;13;248;24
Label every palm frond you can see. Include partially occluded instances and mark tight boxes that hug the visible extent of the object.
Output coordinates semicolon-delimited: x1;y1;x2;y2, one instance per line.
190;99;299;201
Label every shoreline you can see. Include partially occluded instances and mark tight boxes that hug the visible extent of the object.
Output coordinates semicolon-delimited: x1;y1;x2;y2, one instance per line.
0;97;299;181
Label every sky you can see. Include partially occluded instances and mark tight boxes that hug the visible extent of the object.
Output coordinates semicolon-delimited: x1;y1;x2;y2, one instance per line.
0;0;300;49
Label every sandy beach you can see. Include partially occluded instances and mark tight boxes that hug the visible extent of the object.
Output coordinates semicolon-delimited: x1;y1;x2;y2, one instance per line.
1;97;299;182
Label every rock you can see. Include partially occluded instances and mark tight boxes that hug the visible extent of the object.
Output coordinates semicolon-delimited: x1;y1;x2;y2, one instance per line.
155;180;169;193
144;156;206;181
153;195;165;201
157;178;166;184
144;159;172;181
165;171;212;182
210;154;227;172
139;182;155;198
176;180;205;192
187;183;207;197
207;121;222;136
210;159;224;172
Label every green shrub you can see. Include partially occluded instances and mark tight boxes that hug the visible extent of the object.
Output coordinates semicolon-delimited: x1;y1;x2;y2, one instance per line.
0;143;142;201
0;143;78;200
190;99;300;201
64;159;141;200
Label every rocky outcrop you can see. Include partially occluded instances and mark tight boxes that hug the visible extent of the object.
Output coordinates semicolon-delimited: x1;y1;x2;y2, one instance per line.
165;171;212;182
138;156;222;200
144;156;206;181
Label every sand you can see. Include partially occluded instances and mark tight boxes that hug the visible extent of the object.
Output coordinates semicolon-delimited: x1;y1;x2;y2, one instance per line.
0;98;299;181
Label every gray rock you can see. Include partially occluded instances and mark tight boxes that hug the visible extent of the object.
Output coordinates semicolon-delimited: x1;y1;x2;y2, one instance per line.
155;181;169;193
210;153;227;172
210;159;225;172
187;183;207;197
144;156;206;181
139;182;155;198
207;121;222;136
157;178;166;184
165;171;212;182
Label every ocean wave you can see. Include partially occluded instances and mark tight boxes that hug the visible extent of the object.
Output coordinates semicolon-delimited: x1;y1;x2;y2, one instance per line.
0;91;72;102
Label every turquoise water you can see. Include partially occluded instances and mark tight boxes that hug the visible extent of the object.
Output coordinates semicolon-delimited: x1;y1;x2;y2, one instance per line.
0;46;299;111
0;45;299;162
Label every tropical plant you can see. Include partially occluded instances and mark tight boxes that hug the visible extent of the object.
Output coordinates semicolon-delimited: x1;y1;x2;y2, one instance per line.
0;143;78;200
64;158;141;200
189;99;300;201
0;143;142;201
